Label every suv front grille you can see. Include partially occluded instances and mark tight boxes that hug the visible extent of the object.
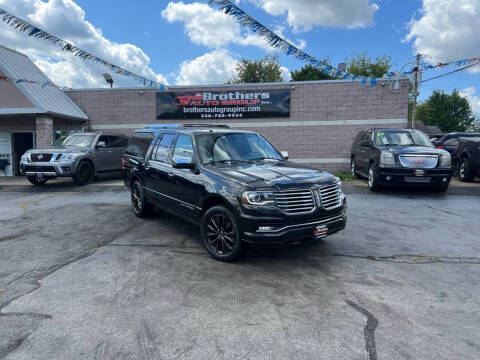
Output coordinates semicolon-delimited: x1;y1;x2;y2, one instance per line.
399;154;438;169
319;184;341;210
30;153;53;162
274;189;315;214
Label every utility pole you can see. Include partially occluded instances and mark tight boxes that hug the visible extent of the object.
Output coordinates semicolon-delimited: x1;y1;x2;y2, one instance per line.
411;53;422;130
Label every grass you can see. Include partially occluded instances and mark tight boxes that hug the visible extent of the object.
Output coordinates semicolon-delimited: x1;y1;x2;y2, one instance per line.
334;172;357;181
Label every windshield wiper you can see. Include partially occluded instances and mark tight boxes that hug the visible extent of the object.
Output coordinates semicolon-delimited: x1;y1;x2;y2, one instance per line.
205;159;243;165
249;157;280;162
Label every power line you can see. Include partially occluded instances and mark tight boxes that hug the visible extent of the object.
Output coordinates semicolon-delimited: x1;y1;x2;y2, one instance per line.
419;62;480;84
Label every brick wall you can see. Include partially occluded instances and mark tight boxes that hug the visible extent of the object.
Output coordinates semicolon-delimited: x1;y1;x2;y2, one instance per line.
35;117;54;148
66;79;409;172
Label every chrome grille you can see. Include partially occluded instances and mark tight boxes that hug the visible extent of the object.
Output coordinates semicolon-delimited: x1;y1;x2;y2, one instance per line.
319;184;341;210
399;154;438;169
274;189;315;214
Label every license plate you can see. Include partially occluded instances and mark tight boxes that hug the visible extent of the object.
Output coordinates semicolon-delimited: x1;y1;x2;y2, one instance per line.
313;225;328;239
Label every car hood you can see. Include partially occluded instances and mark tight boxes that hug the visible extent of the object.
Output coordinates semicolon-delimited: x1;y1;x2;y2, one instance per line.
207;160;336;189
28;146;90;154
377;145;448;155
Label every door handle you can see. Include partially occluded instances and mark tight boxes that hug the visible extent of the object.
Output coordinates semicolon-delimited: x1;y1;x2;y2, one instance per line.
168;172;174;178
144;164;150;170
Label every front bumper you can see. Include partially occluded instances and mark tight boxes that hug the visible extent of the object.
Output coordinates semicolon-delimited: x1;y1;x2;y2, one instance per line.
239;203;347;245
20;161;75;178
378;167;451;187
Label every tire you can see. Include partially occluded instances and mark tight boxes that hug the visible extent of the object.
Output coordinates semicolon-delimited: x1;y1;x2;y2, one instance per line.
131;181;154;218
351;158;359;178
368;163;381;192
200;205;243;262
458;157;475;182
26;176;48;185
73;161;95;186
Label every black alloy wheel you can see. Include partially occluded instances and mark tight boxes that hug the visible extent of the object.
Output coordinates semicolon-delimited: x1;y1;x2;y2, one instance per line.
73;161;94;185
201;205;243;262
458;158;475;182
131;181;154;218
26;176;48;185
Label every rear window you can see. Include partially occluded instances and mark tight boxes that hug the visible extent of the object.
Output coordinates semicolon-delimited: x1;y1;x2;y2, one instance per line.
125;132;154;158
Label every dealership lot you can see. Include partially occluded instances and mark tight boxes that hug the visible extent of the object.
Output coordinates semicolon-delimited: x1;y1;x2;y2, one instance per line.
1;184;480;359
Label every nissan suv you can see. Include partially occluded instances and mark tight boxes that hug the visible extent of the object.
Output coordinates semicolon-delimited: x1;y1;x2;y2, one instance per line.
122;124;347;261
351;128;452;191
20;133;128;185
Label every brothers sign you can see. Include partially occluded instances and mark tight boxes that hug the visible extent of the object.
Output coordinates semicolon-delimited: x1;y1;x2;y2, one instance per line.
156;89;290;120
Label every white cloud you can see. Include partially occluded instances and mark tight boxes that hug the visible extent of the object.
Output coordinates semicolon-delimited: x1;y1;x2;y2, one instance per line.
280;66;291;82
175;49;238;85
161;1;306;51
405;0;480;64
0;0;167;88
459;87;480;115
253;0;379;31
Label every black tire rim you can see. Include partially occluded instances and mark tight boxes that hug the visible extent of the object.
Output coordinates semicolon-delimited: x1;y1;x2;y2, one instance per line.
132;185;143;213
79;163;93;183
205;213;237;255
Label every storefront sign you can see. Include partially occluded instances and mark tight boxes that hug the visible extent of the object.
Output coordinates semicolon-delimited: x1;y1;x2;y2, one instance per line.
156;89;290;120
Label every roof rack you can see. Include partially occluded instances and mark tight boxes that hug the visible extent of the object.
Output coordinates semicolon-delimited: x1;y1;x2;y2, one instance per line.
145;123;231;130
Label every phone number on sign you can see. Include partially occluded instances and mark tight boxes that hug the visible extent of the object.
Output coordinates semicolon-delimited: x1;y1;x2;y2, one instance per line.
200;113;244;118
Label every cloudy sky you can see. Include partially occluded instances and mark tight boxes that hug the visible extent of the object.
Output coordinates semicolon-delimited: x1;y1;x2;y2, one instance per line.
0;0;479;114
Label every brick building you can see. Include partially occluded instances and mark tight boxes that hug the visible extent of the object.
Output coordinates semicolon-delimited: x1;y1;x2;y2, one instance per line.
0;44;409;175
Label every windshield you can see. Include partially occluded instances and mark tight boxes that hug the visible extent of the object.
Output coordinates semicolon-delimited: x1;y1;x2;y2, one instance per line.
374;131;433;147
63;134;96;147
196;133;283;165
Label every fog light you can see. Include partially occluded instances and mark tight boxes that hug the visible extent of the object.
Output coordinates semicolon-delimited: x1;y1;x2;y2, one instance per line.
442;177;447;182
386;176;392;181
257;226;275;232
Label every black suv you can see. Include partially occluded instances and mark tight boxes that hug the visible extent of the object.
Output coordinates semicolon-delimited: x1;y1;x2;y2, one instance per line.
123;124;347;261
456;137;480;182
351;128;452;191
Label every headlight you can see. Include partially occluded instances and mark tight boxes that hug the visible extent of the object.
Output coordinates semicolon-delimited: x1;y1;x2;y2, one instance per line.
57;153;82;162
439;153;451;169
241;191;275;206
21;153;29;162
380;151;395;167
334;176;343;191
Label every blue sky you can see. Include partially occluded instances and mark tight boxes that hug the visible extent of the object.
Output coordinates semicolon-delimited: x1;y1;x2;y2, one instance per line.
0;0;479;114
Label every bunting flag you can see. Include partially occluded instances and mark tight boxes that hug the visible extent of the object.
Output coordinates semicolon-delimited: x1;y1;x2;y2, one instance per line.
0;74;58;88
420;57;480;72
0;7;167;90
209;0;379;86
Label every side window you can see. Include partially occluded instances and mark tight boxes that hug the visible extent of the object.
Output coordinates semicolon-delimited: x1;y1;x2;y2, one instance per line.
98;135;110;147
125;132;154;158
172;135;194;164
109;136;128;148
153;133;176;164
360;132;371;146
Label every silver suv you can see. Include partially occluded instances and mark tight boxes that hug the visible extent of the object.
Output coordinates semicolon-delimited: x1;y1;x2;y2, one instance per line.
20;133;128;185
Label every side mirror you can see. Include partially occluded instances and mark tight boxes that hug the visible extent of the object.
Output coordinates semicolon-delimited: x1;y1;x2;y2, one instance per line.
281;151;289;160
359;140;369;147
172;160;196;170
96;141;106;148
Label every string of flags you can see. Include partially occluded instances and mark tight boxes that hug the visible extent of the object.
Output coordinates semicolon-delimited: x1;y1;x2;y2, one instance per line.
419;57;480;72
0;74;58;88
209;0;379;86
0;7;167;90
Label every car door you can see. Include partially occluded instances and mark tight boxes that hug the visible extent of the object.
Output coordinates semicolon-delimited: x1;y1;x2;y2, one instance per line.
92;135;112;172
144;132;177;208
443;138;459;158
168;134;203;218
107;135;128;171
356;131;373;173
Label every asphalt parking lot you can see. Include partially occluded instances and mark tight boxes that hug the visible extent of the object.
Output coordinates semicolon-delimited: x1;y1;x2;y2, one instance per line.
1;182;480;359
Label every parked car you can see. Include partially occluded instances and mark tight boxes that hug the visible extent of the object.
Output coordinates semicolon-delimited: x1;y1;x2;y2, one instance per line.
433;132;480;173
122;124;347;262
20;133;128;185
350;128;452;192
456;137;480;182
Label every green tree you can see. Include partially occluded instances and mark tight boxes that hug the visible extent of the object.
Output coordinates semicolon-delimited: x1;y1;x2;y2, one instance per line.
230;55;283;84
290;64;334;81
416;90;475;132
346;52;392;78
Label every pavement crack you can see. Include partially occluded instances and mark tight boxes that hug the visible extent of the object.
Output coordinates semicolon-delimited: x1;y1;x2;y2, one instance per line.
424;204;466;218
326;253;480;264
346;299;378;360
